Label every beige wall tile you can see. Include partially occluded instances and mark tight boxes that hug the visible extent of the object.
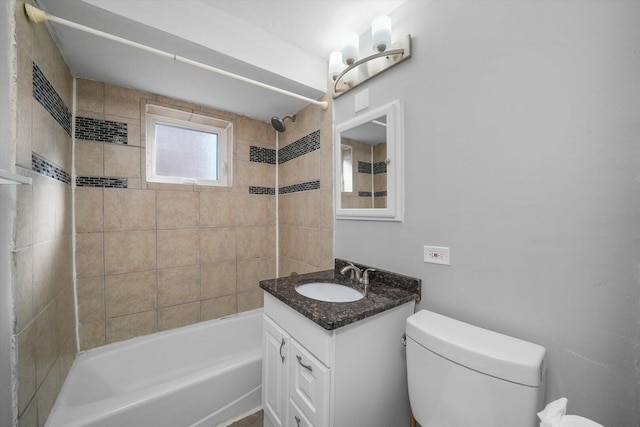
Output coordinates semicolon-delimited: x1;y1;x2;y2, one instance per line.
16;80;32;169
237;289;264;312
105;270;156;317
54;286;76;344
103;189;155;231
74;140;103;176
15;183;32;249
77;277;105;324
157;191;199;229
32;241;59;314
104;230;156;275
104;84;145;119
17;324;36;416
17;399;37;427
158;265;201;307
75;187;103;232
15;1;33;55
31;174;57;244
201;295;237;321
76;79;104;114
201;261;236;299
104;144;141;178
237;226;270;259
157;229;199;269
79;321;105;351
237;257;276;293
200;192;236;228
57;334;76;387
236;115;274;144
14;247;33;333
36;359;61;426
200;227;236;263
106;310;157;344
317;229;334;270
34;305;57;387
158;302;200;331
235;194;270;226
76;232;104;278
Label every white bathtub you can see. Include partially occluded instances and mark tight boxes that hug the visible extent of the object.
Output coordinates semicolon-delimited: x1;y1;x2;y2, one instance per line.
46;309;263;427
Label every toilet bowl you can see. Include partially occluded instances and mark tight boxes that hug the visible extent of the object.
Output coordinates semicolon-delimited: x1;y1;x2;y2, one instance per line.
406;310;546;427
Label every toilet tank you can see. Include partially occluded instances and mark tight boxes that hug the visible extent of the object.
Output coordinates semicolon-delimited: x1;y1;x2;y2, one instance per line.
406;310;546;427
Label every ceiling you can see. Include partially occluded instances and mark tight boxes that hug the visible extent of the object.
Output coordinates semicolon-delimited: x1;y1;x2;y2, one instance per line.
36;0;407;122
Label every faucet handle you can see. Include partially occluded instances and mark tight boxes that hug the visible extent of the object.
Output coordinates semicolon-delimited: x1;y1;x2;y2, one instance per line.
362;268;376;285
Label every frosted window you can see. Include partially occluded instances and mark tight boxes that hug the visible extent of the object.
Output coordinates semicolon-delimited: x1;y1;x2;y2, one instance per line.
155;124;218;180
145;104;233;187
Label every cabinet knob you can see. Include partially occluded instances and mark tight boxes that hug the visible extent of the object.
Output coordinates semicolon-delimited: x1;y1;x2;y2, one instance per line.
279;338;286;363
295;415;301;426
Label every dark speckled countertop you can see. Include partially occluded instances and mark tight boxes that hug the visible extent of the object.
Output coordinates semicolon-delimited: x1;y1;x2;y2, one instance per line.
259;259;421;330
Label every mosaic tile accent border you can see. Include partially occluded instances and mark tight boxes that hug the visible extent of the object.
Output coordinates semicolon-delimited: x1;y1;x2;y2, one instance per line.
32;153;71;185
373;161;387;174
76;116;128;144
358;191;387;197
249;186;276;195
250;130;320;165
279;180;320;194
249;180;321;195
250;146;276;165
358;161;387;174
358;161;372;174
76;176;128;188
32;62;71;136
278;130;320;164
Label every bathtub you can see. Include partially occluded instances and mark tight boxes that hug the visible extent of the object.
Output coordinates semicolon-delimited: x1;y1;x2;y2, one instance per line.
46;309;263;427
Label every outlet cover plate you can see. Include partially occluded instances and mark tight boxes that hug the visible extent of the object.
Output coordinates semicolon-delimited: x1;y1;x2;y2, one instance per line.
424;246;450;265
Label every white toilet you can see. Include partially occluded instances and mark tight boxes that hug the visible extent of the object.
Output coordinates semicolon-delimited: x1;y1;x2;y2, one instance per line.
406;310;546;427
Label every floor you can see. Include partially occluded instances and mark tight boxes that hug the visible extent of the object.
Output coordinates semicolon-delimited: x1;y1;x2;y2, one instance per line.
229;410;263;427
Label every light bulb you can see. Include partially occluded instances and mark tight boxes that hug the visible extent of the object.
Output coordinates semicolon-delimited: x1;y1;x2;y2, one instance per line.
341;32;359;66
372;15;392;52
328;51;345;80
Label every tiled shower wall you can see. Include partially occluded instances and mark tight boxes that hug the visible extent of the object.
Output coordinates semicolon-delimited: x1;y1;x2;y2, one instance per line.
278;101;334;275
14;1;76;425
74;79;277;350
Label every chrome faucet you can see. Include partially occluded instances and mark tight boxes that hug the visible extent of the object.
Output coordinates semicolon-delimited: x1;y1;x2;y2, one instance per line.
340;263;362;282
339;263;377;295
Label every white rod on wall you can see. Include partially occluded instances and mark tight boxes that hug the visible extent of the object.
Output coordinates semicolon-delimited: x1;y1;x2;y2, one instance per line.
24;4;329;110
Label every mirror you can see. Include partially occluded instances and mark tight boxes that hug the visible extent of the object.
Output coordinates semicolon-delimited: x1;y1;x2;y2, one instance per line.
335;99;404;221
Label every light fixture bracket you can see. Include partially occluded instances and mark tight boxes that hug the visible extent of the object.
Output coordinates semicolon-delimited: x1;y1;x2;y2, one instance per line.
332;34;412;98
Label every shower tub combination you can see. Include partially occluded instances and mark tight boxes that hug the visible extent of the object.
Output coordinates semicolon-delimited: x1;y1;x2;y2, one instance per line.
46;309;263;427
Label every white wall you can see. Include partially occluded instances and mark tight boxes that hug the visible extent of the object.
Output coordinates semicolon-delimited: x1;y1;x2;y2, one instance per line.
0;1;16;426
334;1;640;426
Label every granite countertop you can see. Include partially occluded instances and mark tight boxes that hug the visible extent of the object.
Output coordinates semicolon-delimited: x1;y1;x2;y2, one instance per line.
259;260;421;330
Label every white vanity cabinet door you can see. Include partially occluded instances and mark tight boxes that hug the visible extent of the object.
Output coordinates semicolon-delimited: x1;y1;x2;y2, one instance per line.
289;339;331;427
263;315;289;427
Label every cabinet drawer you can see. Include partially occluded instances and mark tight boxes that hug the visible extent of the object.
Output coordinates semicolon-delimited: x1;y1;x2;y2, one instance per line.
289;339;330;427
289;399;314;427
264;294;333;364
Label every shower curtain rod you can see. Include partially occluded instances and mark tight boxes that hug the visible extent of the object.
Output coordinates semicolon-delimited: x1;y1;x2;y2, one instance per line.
24;4;329;110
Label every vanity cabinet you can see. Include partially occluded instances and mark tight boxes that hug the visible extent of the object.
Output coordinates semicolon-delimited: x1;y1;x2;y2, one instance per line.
262;293;415;427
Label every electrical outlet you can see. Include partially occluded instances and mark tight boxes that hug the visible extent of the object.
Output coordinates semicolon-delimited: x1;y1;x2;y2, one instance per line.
423;246;450;265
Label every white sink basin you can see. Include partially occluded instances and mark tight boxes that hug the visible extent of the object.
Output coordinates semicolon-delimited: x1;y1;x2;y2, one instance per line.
295;282;364;303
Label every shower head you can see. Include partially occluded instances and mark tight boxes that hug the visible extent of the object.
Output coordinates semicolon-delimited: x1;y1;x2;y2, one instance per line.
271;115;296;133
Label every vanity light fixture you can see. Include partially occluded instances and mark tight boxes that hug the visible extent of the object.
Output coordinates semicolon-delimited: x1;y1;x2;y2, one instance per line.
329;15;412;98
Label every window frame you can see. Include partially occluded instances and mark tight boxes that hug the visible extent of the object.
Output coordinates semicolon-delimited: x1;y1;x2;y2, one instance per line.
145;104;233;187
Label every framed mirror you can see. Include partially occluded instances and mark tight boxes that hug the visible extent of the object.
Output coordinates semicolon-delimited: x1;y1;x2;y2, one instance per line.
335;99;404;221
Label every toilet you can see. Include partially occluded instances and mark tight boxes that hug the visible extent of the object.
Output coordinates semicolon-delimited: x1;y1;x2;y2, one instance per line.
406;310;546;427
